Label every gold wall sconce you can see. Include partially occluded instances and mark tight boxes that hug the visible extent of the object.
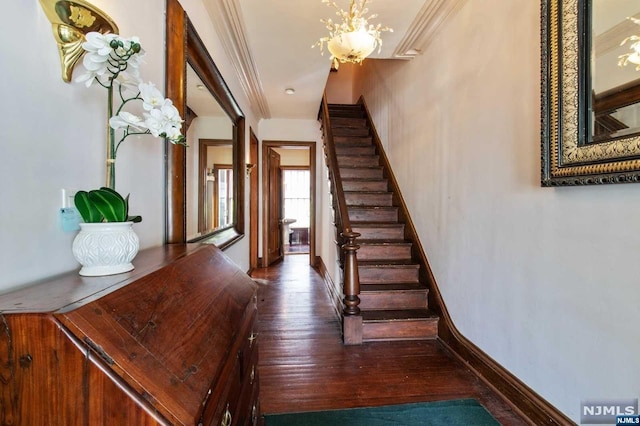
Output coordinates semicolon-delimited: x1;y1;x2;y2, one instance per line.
39;0;119;82
245;163;256;177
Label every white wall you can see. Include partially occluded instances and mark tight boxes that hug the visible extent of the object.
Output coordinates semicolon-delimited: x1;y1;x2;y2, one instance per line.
273;148;310;166
0;0;256;291
353;0;640;422
325;63;357;104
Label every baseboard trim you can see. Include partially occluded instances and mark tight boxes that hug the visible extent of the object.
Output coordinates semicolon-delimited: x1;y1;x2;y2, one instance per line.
316;257;342;322
437;334;574;425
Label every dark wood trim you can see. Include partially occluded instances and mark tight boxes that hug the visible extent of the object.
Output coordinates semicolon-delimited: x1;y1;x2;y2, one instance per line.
164;0;187;243
316;257;342;322
165;0;245;246
357;97;574;425
261;141;316;267
594;78;640;114
249;128;259;271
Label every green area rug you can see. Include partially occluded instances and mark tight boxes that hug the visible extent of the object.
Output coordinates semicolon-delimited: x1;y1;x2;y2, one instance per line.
264;399;500;425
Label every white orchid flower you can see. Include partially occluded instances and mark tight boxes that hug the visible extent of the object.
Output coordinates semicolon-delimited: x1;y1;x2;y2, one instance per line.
114;72;142;94
82;32;118;58
144;104;184;142
139;83;165;111
163;126;184;144
109;112;146;131
159;101;183;128
75;31;187;191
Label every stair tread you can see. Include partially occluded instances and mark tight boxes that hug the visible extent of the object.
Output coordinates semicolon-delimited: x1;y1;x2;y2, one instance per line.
361;283;428;292
344;190;391;194
342;178;387;182
362;309;438;322
348;206;397;210
358;260;420;267
357;239;410;245
351;222;403;227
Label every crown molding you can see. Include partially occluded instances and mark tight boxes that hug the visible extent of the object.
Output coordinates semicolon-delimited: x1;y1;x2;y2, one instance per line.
393;0;467;59
205;0;271;119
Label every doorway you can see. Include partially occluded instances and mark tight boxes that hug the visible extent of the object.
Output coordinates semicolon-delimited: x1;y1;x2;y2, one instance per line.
281;167;310;255
262;141;316;267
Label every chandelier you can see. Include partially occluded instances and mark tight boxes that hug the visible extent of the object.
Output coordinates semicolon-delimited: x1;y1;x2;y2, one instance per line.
619;17;640;70
314;0;392;69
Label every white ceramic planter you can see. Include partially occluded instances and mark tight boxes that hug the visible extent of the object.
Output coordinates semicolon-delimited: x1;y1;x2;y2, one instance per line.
72;222;140;276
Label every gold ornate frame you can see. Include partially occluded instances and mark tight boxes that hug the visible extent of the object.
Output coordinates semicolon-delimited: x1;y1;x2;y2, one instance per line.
542;0;640;185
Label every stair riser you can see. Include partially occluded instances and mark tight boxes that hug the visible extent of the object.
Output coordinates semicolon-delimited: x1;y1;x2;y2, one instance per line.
334;136;372;146
362;319;438;342
330;112;365;119
358;245;412;261
331;118;367;127
336;146;376;156
332;127;370;137
358;267;419;284
345;193;393;207
351;226;404;240
328;108;364;119
342;180;388;192
359;292;427;310
348;208;398;222
340;168;383;179
337;156;379;167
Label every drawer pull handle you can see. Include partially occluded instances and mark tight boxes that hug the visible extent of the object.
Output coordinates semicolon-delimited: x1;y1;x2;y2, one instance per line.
221;404;232;426
248;332;258;346
250;365;256;384
252;403;258;425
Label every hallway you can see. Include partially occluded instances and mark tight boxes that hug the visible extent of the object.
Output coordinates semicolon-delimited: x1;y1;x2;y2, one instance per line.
251;255;527;425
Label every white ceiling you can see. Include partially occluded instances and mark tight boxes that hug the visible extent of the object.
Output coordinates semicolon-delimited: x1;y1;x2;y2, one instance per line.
203;0;464;120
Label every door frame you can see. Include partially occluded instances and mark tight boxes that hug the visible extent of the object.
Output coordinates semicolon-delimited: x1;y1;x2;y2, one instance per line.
249;128;259;272
261;140;316;267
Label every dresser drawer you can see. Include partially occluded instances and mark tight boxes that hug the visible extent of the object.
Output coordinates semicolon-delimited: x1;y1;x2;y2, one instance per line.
233;342;259;425
200;290;259;426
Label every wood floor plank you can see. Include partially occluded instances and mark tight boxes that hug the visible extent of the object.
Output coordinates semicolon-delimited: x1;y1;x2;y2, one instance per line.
252;255;527;425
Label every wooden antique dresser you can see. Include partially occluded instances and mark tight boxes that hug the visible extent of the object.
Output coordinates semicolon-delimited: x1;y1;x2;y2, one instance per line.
0;244;259;425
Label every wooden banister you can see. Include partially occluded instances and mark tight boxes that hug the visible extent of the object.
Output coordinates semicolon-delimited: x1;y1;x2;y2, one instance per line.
319;94;361;338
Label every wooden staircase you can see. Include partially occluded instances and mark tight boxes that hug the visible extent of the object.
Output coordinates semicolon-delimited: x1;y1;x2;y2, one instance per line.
326;103;439;343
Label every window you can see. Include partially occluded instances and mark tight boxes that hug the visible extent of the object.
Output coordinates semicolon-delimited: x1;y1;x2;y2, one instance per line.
283;169;310;227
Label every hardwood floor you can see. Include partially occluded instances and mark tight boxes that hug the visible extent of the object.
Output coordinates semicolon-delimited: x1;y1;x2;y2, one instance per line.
251;254;527;425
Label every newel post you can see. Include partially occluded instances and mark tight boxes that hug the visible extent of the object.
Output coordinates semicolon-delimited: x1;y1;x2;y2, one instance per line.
342;231;362;345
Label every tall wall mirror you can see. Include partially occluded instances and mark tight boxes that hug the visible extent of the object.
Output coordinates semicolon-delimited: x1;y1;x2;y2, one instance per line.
165;0;245;246
542;0;640;185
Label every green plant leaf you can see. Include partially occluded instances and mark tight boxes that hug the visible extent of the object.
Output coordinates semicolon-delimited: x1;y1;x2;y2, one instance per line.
100;188;141;222
123;193;130;219
89;189;127;222
74;191;103;223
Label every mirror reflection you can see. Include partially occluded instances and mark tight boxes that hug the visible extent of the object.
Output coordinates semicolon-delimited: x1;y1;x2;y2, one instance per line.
589;0;640;142
185;64;235;240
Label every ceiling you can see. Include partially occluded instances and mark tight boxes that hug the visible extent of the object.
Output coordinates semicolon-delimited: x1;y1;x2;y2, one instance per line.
202;0;464;120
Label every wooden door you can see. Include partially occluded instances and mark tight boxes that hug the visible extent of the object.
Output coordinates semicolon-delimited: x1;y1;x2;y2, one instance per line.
265;149;283;265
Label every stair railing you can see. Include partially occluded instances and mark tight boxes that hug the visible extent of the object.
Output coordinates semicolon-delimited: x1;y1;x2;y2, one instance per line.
319;94;362;344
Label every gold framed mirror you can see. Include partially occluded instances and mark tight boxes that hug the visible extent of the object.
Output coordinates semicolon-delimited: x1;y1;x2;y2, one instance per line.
165;0;245;245
542;0;640;185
